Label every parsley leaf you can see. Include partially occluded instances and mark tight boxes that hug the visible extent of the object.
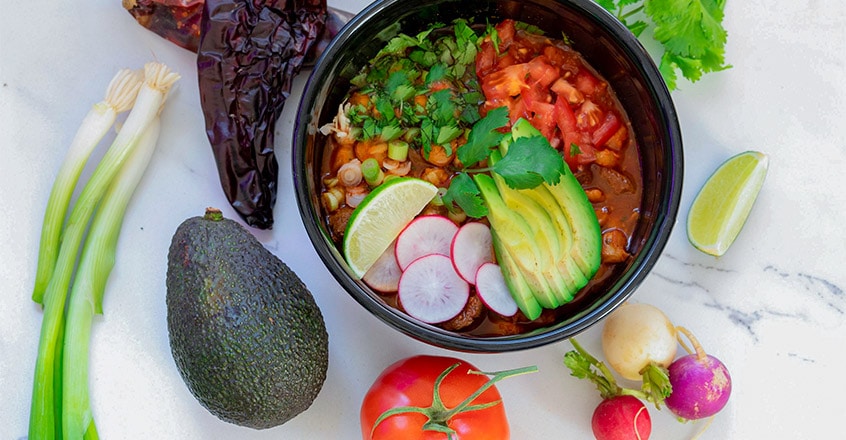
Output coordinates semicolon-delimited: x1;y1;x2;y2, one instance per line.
493;135;566;189
457;106;510;167
442;172;488;218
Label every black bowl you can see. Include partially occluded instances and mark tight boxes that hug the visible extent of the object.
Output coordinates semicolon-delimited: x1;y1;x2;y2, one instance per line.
293;0;683;352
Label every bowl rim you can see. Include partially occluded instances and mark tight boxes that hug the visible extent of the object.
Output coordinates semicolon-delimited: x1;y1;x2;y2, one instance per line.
293;0;684;352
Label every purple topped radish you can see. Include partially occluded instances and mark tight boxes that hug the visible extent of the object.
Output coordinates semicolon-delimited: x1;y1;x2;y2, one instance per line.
665;327;732;420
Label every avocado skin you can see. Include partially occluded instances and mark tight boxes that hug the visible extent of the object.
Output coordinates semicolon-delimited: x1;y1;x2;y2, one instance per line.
166;210;328;429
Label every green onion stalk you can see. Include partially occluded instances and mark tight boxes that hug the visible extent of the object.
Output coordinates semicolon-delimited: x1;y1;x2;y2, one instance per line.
28;62;179;440
31;69;143;304
61;117;162;439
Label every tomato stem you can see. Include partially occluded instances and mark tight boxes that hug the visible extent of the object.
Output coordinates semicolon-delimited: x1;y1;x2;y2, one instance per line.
370;361;537;439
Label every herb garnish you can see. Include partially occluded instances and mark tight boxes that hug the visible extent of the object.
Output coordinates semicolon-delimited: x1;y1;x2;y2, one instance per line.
444;107;567;218
348;19;483;155
595;0;730;90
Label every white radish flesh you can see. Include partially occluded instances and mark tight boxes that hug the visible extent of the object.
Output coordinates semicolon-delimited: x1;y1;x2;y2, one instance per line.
398;254;469;324
601;303;678;381
450;222;494;284
474;263;518;316
395;215;458;270
362;240;402;293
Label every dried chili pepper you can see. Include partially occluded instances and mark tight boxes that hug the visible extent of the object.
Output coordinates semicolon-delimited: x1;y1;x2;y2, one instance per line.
123;0;204;52
197;0;327;229
123;0;350;62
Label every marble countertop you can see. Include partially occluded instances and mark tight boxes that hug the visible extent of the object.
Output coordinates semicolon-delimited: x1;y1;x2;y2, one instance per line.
2;0;844;438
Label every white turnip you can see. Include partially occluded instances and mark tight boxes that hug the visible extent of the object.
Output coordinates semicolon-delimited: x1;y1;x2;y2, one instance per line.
601;303;678;381
664;327;732;420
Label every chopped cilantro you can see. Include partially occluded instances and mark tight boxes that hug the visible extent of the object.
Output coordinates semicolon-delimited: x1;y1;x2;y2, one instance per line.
569;143;582;157
426;63;449;85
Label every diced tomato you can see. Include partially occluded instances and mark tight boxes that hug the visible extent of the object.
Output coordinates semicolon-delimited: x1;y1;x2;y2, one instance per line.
576;100;603;129
551;78;584;105
574;70;601;96
564;137;597;168
495;19;517;50
528;101;556;140
495;52;518;70
481;63;529;100
591;112;622;147
507;96;528;124
476;42;498;78
542;45;580;73
554;98;577;137
526;56;560;89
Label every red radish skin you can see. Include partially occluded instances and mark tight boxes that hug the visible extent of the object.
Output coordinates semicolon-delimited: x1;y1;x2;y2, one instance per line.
362;239;402;293
450;222;494;284
395;215;459;270
474;263;518;316
591;395;652;440
397;254;469;324
665;353;732;420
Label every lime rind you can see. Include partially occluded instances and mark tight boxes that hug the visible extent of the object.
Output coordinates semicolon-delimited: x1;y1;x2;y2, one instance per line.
342;177;438;277
686;151;769;256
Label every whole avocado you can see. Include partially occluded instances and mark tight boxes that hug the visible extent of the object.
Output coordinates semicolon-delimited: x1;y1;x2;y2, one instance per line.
166;207;328;429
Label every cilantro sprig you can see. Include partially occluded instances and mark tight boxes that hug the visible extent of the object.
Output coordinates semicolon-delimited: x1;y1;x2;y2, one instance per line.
443;108;567;218
595;0;730;90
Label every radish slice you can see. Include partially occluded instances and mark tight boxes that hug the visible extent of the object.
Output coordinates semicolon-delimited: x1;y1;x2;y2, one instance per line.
362;239;402;293
398;254;469;324
450;222;494;284
395;215;458;270
474;263;518;317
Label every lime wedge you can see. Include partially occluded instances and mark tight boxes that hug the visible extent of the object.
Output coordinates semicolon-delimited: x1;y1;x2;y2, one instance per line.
687;151;769;256
343;177;438;277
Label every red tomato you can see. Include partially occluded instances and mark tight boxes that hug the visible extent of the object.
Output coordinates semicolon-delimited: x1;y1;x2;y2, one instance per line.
481;63;529;101
361;355;520;440
591;112;622;147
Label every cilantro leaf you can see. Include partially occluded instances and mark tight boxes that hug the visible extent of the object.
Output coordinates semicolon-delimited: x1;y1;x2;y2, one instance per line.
426;63;449;85
457;106;509;167
493;135;566;189
596;0;730;90
442;172;487;218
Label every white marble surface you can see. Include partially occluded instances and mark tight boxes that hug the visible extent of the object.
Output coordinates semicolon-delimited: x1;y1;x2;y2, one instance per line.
2;0;845;439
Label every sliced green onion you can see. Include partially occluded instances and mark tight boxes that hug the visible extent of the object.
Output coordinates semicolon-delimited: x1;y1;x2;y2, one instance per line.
361;158;385;187
388;139;409;162
29;62;179;440
31;69;143;304
431;187;448;206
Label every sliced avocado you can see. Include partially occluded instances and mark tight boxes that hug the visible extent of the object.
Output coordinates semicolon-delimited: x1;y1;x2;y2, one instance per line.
489;150;575;304
543;177;601;278
510;118;602;280
474;173;561;310
490;228;543;320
